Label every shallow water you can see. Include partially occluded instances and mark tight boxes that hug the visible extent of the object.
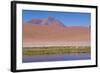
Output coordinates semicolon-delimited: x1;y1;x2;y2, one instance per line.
22;53;90;63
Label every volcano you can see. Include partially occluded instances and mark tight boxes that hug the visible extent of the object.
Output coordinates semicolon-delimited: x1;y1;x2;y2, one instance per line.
26;16;65;27
23;16;90;47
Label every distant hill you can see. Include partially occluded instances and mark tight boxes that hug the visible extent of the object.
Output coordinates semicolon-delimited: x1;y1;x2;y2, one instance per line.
23;16;90;47
25;16;65;27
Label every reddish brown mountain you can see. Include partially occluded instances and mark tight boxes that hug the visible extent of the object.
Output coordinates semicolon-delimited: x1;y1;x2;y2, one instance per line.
23;16;90;47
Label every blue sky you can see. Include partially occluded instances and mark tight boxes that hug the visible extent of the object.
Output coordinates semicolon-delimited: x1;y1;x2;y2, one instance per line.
22;10;91;27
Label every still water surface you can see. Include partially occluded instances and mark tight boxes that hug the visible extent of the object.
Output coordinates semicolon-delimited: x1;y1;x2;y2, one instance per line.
23;53;90;63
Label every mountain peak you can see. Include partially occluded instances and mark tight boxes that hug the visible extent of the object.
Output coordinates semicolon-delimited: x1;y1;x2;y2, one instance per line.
47;16;55;21
45;16;65;27
26;16;65;27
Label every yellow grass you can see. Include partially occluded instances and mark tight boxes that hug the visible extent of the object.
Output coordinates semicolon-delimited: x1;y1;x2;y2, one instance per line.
23;46;90;56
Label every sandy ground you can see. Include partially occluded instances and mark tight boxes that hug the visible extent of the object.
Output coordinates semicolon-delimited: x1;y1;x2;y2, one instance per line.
23;41;90;47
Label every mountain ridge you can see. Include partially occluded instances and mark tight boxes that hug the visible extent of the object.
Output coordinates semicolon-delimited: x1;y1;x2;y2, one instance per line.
23;16;90;47
25;16;65;27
